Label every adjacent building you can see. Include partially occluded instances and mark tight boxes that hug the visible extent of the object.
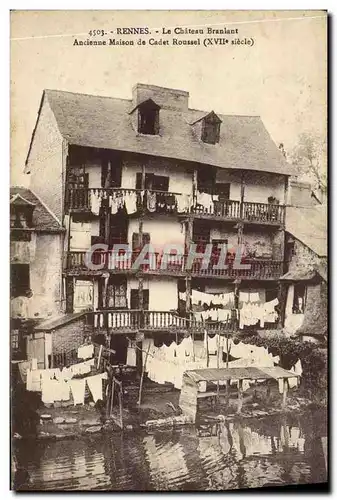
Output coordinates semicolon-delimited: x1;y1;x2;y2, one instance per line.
10;187;64;359
281;204;327;344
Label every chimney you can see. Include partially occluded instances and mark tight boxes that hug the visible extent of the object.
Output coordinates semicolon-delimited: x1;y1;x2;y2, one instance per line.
132;83;189;112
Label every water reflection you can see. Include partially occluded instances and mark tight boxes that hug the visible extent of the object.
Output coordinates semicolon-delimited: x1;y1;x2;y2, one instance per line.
13;411;327;491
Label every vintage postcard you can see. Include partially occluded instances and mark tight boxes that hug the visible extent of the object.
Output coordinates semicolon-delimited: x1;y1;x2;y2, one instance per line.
10;10;328;492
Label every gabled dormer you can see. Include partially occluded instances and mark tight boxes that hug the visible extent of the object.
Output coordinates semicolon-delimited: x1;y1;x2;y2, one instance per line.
10;194;35;229
191;111;222;145
130;98;161;135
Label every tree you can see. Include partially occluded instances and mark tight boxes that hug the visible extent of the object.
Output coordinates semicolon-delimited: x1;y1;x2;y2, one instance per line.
290;132;327;194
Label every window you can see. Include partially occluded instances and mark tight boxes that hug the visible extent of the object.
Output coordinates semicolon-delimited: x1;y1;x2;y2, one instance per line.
11;264;30;298
214;183;230;200
137;99;160;135
130;289;149;310
292;283;306;314
106;278;127;309
197;168;215;194
136;173;169;191
10;207;32;229
201;113;221;144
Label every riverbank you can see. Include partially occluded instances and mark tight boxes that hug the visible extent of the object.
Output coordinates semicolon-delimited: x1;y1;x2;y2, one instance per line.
13;377;325;442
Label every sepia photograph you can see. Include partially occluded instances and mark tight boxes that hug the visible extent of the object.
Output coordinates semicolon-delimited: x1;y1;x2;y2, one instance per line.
10;9;328;492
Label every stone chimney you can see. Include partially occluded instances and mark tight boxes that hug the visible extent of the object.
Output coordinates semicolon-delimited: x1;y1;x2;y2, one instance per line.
132;83;189;111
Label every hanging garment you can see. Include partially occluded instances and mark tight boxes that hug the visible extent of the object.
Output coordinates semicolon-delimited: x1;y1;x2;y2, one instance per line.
146;192;157;212
294;359;303;376
18;361;30;384
69;359;95;377
239;292;249;303
278;378;284;394
69;378;86;405
41;379;59;404
126;345;137;367
207;334;218;354
109;194;119;215
124;191;137;214
77;344;94;360
90;191;101;216
196;192;214;212
250;292;260;303
177;194;190;213
86;373;108;403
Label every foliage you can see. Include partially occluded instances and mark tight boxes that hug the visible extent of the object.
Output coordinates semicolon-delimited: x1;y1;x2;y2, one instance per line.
290;131;327;194
240;335;327;394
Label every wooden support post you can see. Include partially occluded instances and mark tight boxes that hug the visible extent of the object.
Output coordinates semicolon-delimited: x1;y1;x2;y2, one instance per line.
240;172;245;219
237;379;243;414
282;378;289;409
205;330;209;368
137;340;151;406
119;382;123;429
216;333;220;402
97;344;103;370
192;169;198;207
110;377;115;415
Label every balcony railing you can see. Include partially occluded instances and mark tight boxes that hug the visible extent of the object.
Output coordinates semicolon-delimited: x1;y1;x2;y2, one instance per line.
242;202;285;225
65;250;283;280
190;259;283;280
66;188;285;225
87;309;238;332
192;199;241;219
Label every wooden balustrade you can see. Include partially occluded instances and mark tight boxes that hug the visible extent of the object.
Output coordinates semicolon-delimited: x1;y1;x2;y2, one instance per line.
190;259;283;279
65;250;282;279
242;202;285;224
66;188;284;224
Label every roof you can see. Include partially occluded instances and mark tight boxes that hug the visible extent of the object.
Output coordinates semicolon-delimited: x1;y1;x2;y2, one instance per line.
34;312;86;332
280;269;318;282
10;187;63;232
27;88;292;176
10;193;36;206
184;366;300;383
286;205;327;257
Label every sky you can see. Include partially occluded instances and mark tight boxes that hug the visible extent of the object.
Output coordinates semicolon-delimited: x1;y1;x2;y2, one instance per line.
10;10;327;187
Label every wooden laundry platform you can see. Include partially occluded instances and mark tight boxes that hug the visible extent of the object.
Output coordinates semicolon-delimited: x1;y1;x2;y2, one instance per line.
184;366;300;383
179;366;301;423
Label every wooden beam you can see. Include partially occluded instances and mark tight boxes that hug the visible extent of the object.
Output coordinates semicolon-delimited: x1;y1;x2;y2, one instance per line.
237;379;243;414
282;378;289;409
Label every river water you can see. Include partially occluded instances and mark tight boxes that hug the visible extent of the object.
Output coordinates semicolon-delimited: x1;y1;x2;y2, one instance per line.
13;410;327;491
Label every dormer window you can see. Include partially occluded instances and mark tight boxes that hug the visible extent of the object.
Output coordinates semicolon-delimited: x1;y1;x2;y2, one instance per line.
201;111;222;144
137;99;160;135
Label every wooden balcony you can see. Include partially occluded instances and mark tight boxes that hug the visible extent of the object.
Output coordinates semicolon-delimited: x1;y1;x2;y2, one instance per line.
242;202;285;225
192;199;241;220
65;188;285;225
87;309;237;333
65;188;190;215
65;251;283;280
190;259;283;280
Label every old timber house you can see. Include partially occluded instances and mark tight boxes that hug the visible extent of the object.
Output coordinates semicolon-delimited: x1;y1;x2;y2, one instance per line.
12;83;310;370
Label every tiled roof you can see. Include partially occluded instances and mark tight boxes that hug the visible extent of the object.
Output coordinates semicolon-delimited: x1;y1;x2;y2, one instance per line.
10;187;63;232
286;205;327;257
34;88;291;176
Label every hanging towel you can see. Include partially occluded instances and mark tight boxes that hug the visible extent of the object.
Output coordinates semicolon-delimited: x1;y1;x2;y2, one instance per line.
278;378;284;394
91;192;101;216
126;345;137;367
239;292;249;303
41;379;58;404
124;192;137;214
69;378;86;405
77;344;94;360
250;292;260;303
177;194;189;213
86;373;108;402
